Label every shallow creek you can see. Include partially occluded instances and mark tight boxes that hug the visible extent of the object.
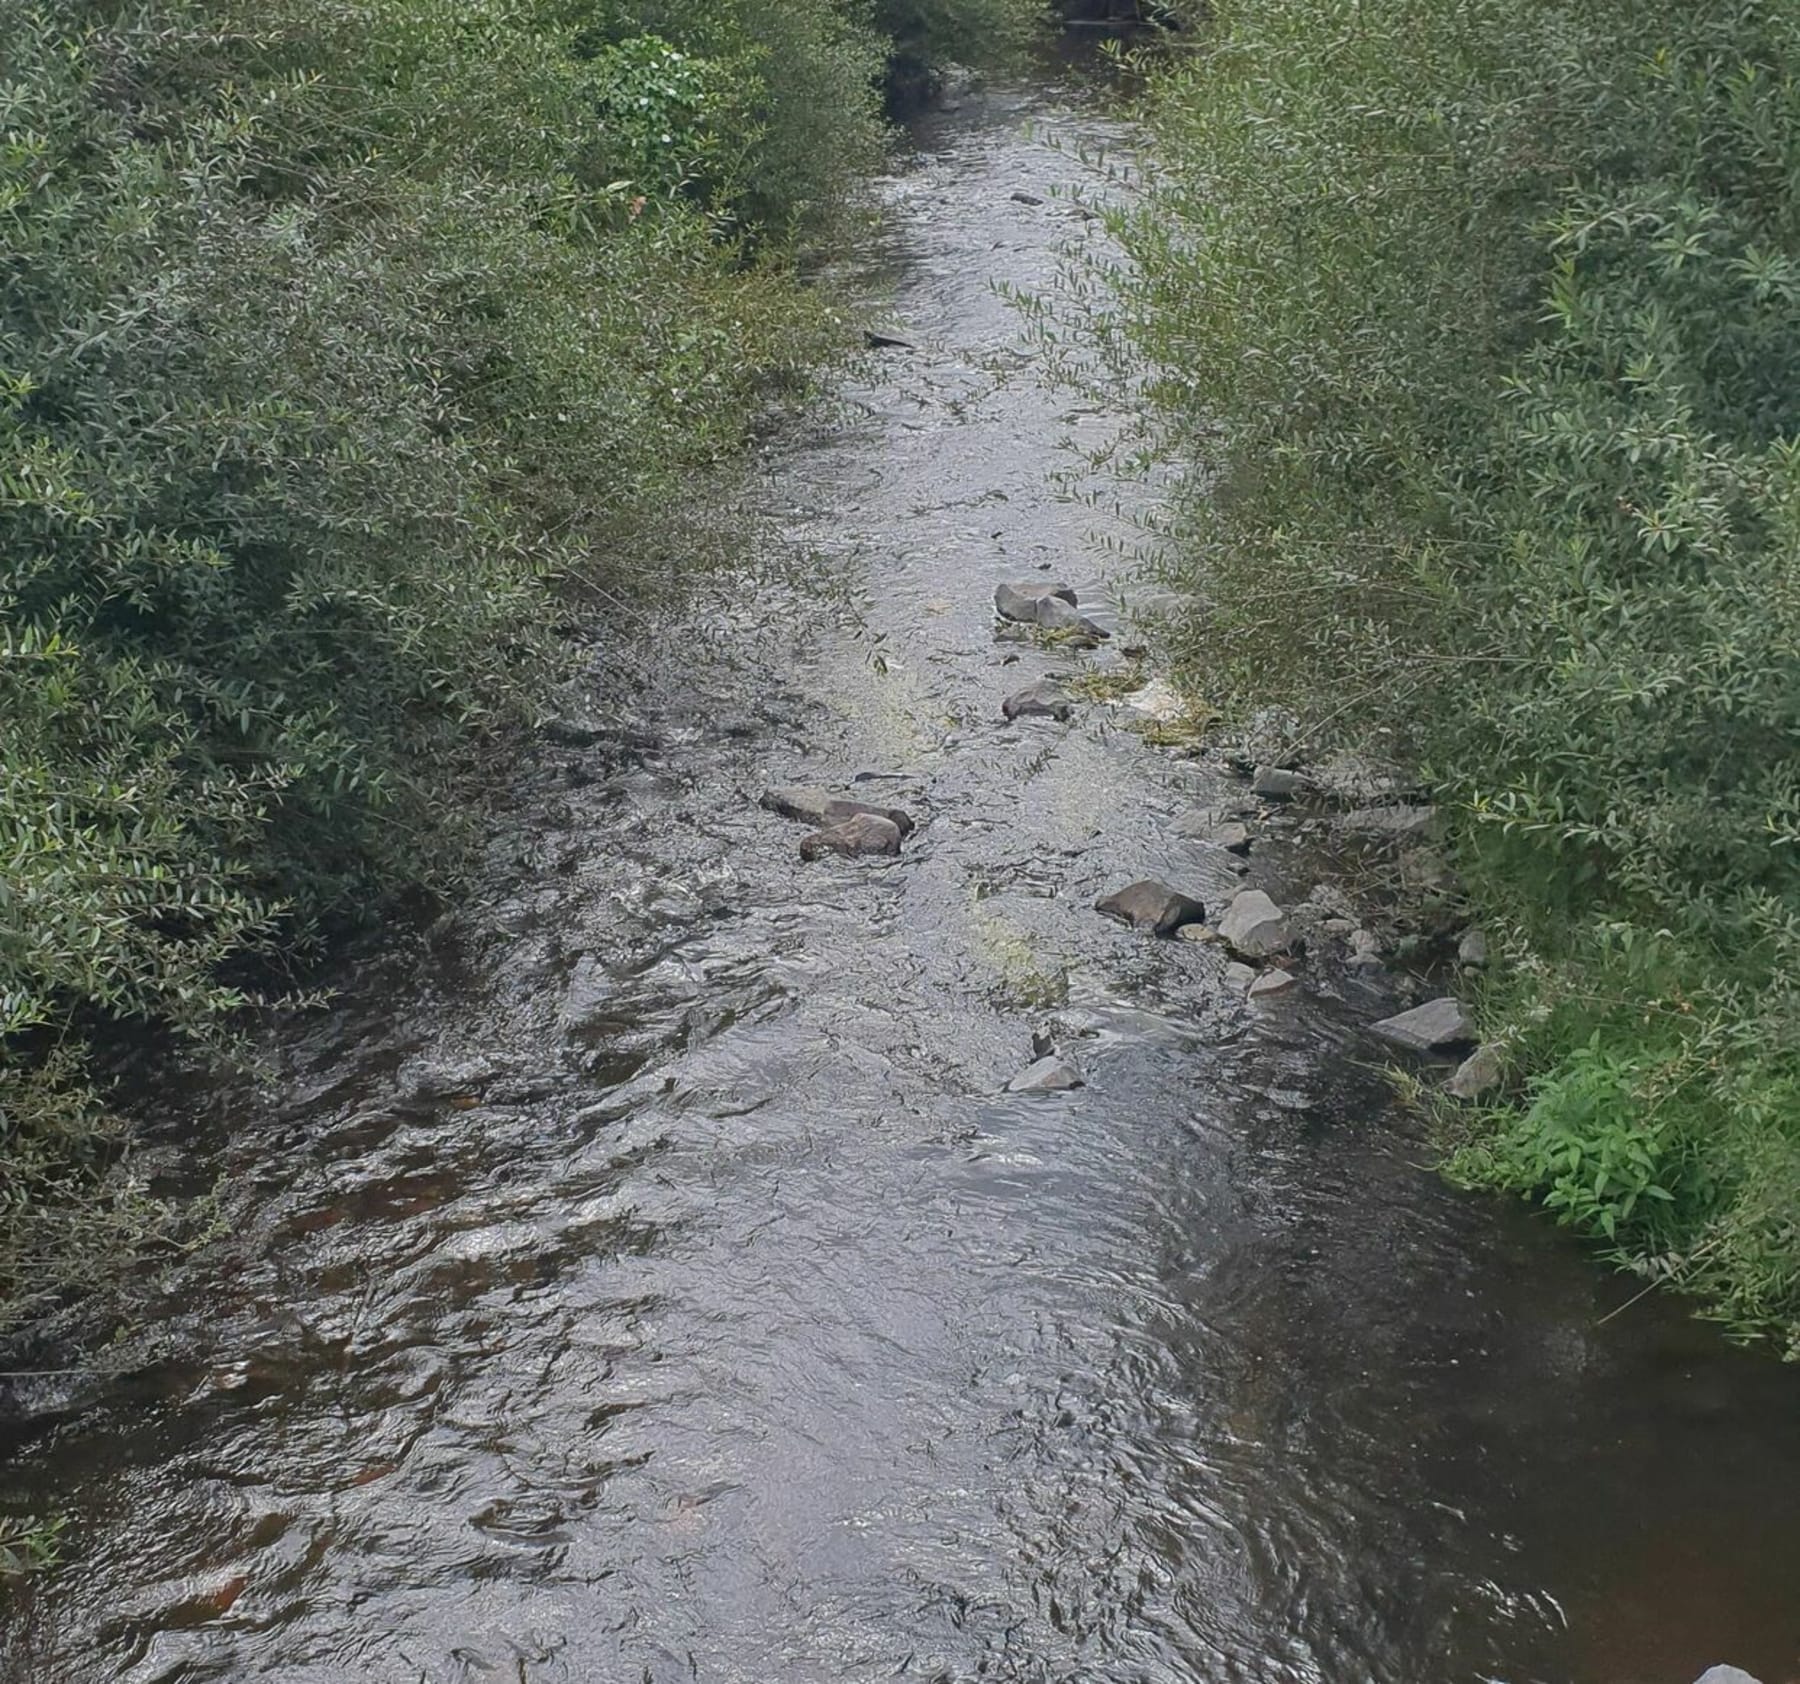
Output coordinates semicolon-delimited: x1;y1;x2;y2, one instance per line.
3;74;1797;1684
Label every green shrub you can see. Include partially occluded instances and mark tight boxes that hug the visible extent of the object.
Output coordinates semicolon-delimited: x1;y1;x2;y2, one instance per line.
5;0;1050;1326
1101;0;1800;1348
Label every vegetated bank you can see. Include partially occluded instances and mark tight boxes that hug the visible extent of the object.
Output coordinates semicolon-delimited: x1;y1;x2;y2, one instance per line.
1098;0;1800;1351
0;0;1046;1336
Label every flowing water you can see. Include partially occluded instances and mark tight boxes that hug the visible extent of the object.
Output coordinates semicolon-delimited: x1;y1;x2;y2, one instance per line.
4;75;1798;1684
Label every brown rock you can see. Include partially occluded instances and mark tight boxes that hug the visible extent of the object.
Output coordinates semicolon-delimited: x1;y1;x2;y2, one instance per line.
1095;880;1206;936
799;814;903;861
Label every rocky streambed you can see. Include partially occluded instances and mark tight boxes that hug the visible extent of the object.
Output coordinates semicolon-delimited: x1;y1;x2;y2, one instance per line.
2;70;1797;1684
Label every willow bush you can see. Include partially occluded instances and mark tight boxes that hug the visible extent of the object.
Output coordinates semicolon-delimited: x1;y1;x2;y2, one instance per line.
1105;0;1800;1349
0;0;1033;1327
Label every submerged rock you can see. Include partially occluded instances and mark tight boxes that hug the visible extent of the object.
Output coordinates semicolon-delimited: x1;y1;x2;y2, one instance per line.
799;813;903;860
1446;1043;1503;1100
1002;681;1073;723
1007;1055;1084;1093
1248;968;1298;1000
1223;961;1257;994
994;580;1078;624
762;785;914;836
1370;996;1474;1054
1096;880;1206;936
1218;889;1292;960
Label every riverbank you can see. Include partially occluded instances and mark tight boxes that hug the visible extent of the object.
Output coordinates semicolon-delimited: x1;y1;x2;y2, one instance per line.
1087;0;1800;1353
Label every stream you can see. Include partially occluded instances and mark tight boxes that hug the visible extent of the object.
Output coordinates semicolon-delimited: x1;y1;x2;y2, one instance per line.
3;72;1797;1684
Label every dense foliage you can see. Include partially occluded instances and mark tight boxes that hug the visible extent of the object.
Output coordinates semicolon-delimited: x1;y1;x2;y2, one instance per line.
1106;0;1800;1349
0;0;1044;1327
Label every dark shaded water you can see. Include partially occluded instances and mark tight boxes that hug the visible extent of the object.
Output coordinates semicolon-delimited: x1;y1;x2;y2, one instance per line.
4;79;1797;1684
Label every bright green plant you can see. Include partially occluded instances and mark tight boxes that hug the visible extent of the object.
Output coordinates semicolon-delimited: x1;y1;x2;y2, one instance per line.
0;1516;65;1582
0;0;1016;1328
1092;0;1800;1346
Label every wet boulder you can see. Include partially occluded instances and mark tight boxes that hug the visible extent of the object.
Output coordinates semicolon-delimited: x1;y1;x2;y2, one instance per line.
799;813;903;861
1002;681;1073;723
994;580;1078;624
762;785;914;837
1035;596;1110;639
1007;1055;1084;1094
1218;890;1293;959
1370;996;1474;1055
1096;880;1206;936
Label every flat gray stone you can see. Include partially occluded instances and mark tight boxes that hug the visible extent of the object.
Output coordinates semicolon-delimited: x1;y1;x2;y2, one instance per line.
1335;803;1436;841
1251;765;1308;799
1223;962;1257;993
1458;927;1489;968
1370;996;1474;1054
762;785;914;836
1003;681;1073;723
1447;1043;1503;1100
994;580;1078;624
1096;880;1206;937
1007;1055;1084;1094
799;813;903;860
1218;889;1293;959
1248;968;1298;1000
